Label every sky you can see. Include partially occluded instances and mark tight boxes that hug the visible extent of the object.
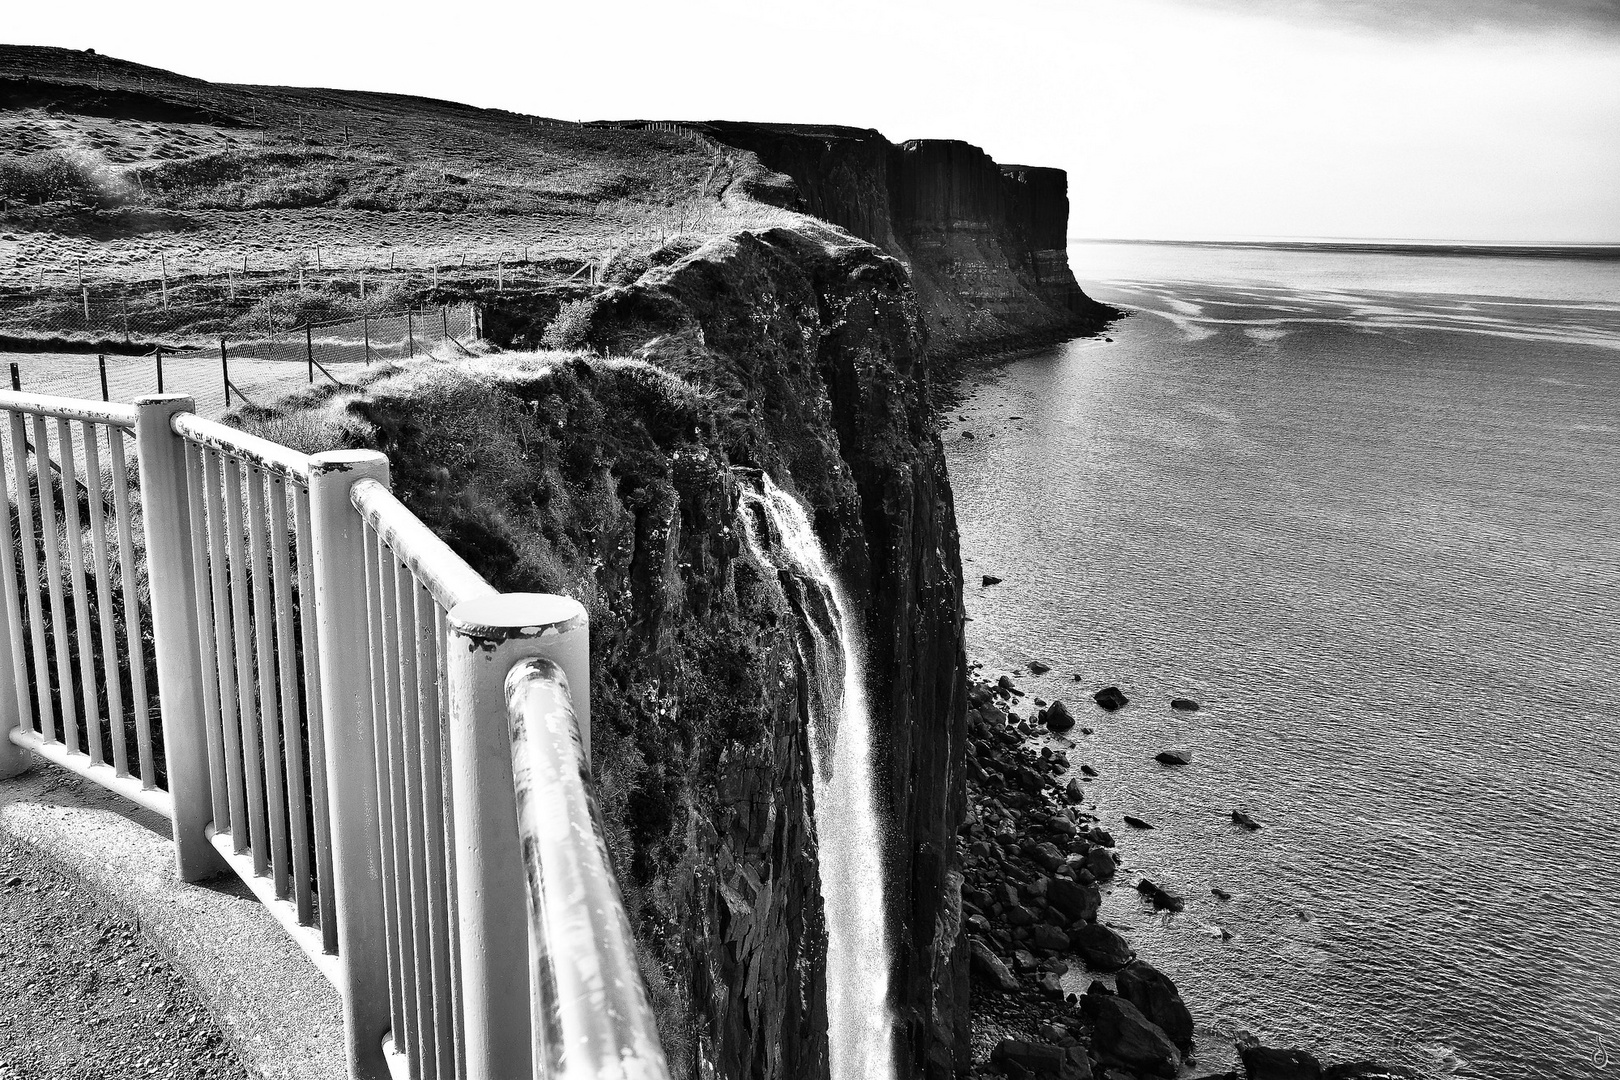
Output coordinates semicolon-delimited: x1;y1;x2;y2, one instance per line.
9;0;1620;242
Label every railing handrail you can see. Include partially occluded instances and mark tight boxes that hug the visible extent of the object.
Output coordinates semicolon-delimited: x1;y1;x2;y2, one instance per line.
0;390;137;429
171;411;314;481
506;657;670;1080
351;477;498;612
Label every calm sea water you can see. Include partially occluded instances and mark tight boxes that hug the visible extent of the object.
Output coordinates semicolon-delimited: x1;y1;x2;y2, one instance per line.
945;242;1620;1079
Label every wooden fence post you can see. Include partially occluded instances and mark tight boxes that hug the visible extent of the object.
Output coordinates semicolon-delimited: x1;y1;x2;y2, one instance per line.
135;394;224;882
0;483;28;780
220;338;230;407
306;324;314;384
445;592;589;1080
98;355;108;402
308;449;394;1080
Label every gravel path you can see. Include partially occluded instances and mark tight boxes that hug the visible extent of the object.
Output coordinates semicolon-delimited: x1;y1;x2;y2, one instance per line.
0;838;249;1080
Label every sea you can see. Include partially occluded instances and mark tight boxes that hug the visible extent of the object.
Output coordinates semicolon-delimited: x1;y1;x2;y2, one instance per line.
943;240;1620;1080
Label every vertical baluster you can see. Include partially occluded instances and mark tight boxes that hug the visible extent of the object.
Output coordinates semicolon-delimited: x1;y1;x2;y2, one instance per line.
292;484;337;952
33;415;78;751
107;429;153;782
246;465;290;897
182;440;229;830
0;419;36;738
223;456;268;868
56;418;100;763
415;584;455;1080
435;602;465;1080
268;473;312;922
82;424;128;775
203;449;247;841
394;560;434;1080
364;528;409;1063
377;538;421;1077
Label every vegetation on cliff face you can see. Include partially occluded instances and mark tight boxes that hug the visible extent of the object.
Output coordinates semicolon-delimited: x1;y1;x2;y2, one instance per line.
242;224;971;1080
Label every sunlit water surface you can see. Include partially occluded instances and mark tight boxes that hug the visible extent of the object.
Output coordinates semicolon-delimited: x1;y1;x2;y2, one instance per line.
945;242;1620;1080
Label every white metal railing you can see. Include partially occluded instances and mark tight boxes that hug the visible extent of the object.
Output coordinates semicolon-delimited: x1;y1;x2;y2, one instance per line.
0;390;671;1080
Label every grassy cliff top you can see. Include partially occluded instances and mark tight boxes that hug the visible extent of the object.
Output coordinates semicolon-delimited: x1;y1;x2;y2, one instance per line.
0;45;801;292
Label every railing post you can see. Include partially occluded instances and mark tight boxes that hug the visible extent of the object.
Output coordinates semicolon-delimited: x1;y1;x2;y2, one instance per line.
134;394;224;882
445;592;589;1080
308;449;393;1080
0;483;28;780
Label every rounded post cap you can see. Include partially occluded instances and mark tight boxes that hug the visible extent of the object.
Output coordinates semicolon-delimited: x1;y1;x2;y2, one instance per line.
309;448;390;475
449;593;587;642
135;393;195;409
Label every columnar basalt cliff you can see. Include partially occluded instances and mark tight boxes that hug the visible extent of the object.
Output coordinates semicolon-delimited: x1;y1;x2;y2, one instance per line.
695;122;1117;358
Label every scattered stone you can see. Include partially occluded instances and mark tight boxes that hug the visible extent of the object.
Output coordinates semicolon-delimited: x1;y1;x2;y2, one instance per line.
1080;764;1098;777
1085;993;1181;1077
1044;700;1075;732
1087;827;1115;848
1170;698;1201;712
1154;751;1190;766
1231;810;1262;830
969;938;1021;993
1031;923;1069;952
983;575;1003;587
1063;1046;1095;1080
1069;924;1134;971
1029;660;1051;675
1092;686;1129;711
1116;959;1194;1051
993;1039;1067;1075
1047;877;1102;923
962;431;976;440
1211;887;1232;901
1122;815;1153;830
1135;879;1185;912
1239;1045;1323;1080
1084;846;1117;881
1031;842;1066;871
997;675;1016;692
1064;778;1085;804
1037;971;1065;999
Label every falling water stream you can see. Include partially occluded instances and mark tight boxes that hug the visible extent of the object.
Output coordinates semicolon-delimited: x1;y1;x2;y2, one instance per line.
737;473;895;1080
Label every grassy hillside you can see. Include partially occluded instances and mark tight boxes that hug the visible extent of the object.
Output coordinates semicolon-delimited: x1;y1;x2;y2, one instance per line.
1;45;798;301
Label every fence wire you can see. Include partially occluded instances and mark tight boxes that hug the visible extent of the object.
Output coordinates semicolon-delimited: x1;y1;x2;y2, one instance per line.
4;304;475;418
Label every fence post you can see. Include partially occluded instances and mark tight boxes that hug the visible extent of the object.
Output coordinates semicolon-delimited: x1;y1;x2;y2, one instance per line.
220;338;230;407
9;361;18;392
306;323;314;384
407;311;415;358
362;314;370;365
445;592;589;1080
0;487;27;779
308;449;393;1080
98;355;108;402
82;285;90;328
134;394;224;882
155;347;165;394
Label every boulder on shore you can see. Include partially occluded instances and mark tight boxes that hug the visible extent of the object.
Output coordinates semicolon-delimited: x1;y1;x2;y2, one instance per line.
1086;993;1181;1077
1170;698;1201;712
1122;815;1154;830
1093;686;1130;711
983;574;1003;587
1045;700;1076;732
1115;959;1194;1051
1232;810;1262;830
1154;750;1190;766
1136;878;1185;912
1047;876;1102;922
994;1039;1067;1075
1069;923;1134;971
1240;1045;1324;1080
1084;846;1117;881
968;938;1020;993
1029;660;1051;675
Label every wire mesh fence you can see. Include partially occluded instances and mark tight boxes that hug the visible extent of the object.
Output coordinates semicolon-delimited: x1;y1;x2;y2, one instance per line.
4;304;476;418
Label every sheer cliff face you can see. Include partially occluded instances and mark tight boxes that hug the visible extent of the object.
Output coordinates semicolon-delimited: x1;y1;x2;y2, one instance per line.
584;226;971;1080
700;123;1116;358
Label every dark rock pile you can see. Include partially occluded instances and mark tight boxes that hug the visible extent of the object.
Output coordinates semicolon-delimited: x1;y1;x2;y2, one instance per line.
958;676;1197;1080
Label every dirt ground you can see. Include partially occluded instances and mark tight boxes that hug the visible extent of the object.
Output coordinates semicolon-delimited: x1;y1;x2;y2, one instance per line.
0;838;249;1080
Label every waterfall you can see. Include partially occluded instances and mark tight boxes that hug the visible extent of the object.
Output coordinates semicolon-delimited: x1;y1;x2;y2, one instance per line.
737;472;895;1080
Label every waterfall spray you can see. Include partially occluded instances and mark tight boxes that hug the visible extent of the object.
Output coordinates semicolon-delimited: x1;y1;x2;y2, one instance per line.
738;473;895;1080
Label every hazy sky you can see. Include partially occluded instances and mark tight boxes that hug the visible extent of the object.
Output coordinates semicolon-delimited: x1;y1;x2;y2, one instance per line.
11;0;1620;242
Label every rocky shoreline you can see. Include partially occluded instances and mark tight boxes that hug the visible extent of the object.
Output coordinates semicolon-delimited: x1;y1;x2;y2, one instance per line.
957;671;1415;1080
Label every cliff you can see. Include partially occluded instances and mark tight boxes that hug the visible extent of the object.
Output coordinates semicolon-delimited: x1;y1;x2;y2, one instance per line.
691;122;1117;359
246;222;972;1080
